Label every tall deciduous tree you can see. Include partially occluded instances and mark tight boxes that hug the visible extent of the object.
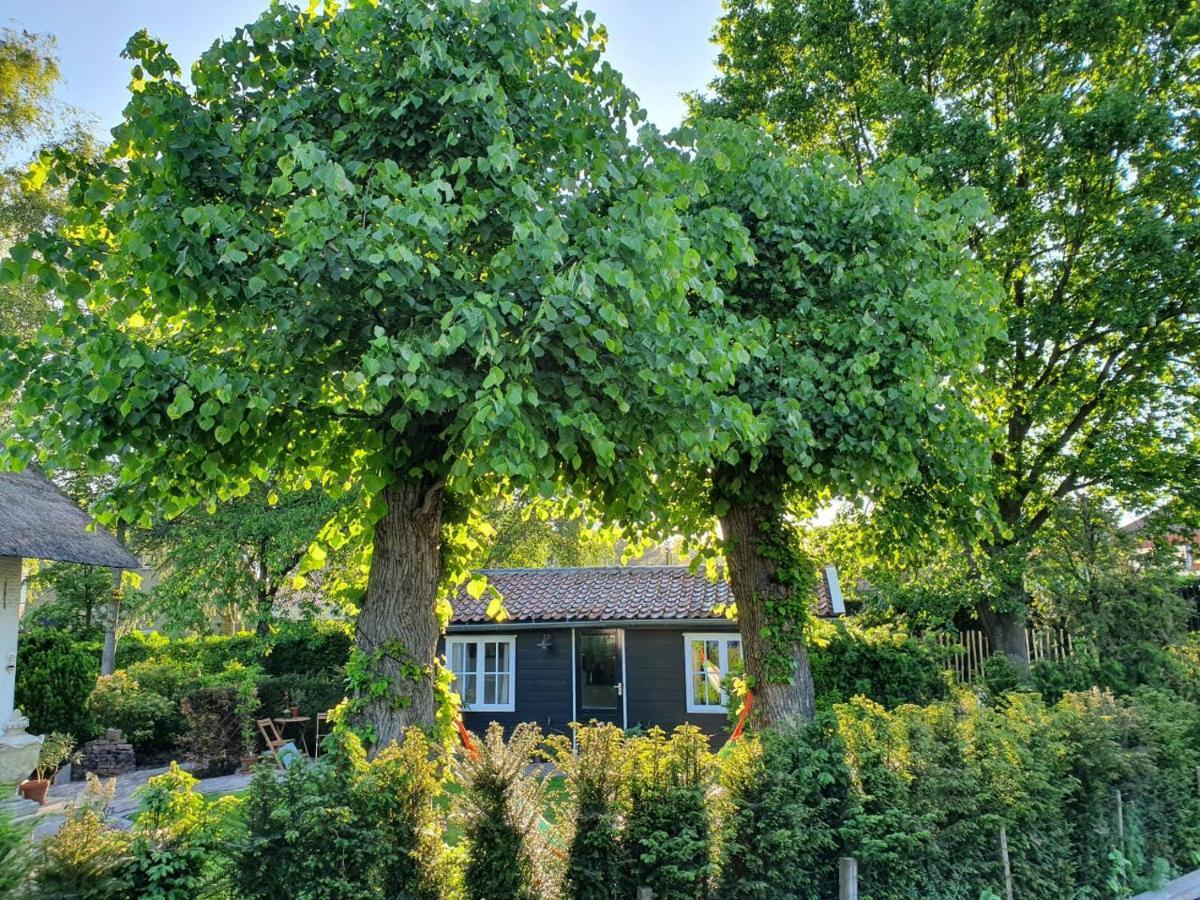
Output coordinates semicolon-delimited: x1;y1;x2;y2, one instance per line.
700;0;1200;663
0;1;747;744
664;120;999;724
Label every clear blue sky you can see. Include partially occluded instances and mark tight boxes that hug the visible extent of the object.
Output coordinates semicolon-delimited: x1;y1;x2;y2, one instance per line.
6;0;723;141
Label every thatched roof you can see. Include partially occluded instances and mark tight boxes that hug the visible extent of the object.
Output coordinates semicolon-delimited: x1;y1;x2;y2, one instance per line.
0;468;139;568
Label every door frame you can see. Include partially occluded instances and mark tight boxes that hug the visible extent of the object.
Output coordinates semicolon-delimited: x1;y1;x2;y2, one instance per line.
572;627;627;728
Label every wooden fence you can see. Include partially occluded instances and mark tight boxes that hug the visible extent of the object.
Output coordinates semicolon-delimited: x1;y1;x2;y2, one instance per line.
936;627;1073;683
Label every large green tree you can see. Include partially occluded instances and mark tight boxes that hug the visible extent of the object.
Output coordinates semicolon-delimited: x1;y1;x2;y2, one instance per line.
663;120;999;724
0;0;747;744
701;0;1200;662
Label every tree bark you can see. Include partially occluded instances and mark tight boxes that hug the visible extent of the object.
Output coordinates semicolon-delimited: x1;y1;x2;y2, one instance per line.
100;525;127;676
719;499;816;728
977;600;1030;669
100;568;121;676
353;475;445;750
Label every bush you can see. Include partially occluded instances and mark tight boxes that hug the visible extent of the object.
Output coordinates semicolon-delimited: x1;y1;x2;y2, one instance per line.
127;763;241;899
455;722;559;900
235;733;379;899
624;726;714;900
234;728;448;900
810;619;950;709
86;672;179;757
717;716;854;899
15;628;99;739
32;777;131;898
117;631;258;674
357;729;449;898
548;723;627;900
262;619;352;676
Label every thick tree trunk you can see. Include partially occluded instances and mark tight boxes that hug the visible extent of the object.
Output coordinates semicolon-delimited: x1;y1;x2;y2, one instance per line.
354;476;444;750
719;500;815;728
977;536;1032;670
977;602;1029;669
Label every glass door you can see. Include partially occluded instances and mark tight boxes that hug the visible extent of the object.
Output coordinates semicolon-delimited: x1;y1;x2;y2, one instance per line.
576;629;624;726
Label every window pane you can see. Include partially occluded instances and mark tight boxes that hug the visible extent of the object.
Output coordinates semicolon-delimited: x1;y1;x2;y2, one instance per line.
704;640;722;696
484;673;497;705
728;640;742;672
461;672;477;707
496;673;510;706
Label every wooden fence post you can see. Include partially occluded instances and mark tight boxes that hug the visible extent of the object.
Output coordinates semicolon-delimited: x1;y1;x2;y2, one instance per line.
1000;825;1015;900
839;856;858;900
1116;789;1125;846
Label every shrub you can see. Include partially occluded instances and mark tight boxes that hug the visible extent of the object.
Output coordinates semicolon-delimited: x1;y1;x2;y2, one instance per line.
32;777;132;898
263;619;352;676
717;717;854;899
87;671;179;757
232;732;381;900
0;807;31;899
810;619;949;709
357;728;449;898
15;628;99;739
548;722;628;900
624;726;714;900
455;722;559;900
127;763;241;899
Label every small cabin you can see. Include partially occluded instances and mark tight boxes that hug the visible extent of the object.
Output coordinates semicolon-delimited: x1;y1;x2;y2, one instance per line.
444;565;843;739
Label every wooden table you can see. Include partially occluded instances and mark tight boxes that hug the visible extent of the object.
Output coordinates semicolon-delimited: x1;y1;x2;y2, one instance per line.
273;716;312;756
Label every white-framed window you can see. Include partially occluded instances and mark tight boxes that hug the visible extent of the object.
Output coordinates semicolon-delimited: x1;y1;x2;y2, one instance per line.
683;632;742;714
446;635;517;712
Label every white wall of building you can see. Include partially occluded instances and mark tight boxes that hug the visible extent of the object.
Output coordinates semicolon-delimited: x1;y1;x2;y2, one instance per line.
0;558;21;726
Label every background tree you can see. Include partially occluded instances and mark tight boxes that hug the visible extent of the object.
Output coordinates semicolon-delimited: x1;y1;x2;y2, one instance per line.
662;120;999;724
25;562;113;639
700;0;1200;664
0;0;748;744
477;494;622;569
137;485;343;637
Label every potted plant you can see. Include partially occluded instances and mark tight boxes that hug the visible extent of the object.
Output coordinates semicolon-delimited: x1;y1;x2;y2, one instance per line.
288;687;305;719
239;718;259;774
20;733;75;805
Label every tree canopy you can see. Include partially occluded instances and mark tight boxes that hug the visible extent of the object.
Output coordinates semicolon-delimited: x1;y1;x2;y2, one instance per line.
0;0;750;742
662;119;1000;723
137;485;344;636
701;0;1200;660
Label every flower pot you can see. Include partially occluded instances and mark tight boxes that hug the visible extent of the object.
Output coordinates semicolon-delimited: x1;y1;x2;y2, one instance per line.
19;778;50;805
290;706;300;718
239;754;259;774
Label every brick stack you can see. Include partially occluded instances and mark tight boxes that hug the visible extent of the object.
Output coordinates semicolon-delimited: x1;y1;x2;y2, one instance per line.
78;729;136;777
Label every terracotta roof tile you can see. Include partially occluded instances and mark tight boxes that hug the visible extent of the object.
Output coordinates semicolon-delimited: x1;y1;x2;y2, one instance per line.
450;565;838;625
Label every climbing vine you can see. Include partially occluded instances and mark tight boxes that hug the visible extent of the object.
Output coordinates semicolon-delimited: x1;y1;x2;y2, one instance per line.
755;516;819;684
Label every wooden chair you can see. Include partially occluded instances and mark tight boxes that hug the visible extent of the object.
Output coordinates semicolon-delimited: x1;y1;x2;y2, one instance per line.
314;712;329;758
256;718;289;767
